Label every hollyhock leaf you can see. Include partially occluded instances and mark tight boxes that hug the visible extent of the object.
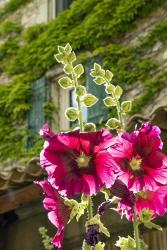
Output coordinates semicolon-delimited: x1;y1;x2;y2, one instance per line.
105;84;115;94
58;46;65;54
82;241;92;250
64;43;72;55
94;76;106;85
144;222;162;231
121;101;132;113
83;94;98;107
54;53;65;63
84;123;96;132
114;85;123;99
65;107;78;121
68;51;76;63
115;236;136;250
106;118;120;129
64;64;73;74
76;86;86;96
103;97;116;107
94;242;105;250
58;77;73;89
74;64;84;77
105;70;113;82
99;222;110;237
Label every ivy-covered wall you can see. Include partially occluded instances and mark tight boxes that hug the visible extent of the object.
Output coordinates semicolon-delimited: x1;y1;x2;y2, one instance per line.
0;0;166;163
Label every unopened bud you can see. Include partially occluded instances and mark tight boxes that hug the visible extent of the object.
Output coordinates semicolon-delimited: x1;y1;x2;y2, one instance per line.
76;86;86;96
114;85;123;99
105;84;115;94
84;123;96;132
103;97;116;107
58;77;73;89
121;101;132;113
105;70;113;82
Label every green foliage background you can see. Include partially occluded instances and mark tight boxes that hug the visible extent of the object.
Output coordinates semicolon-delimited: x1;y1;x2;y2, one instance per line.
0;0;166;163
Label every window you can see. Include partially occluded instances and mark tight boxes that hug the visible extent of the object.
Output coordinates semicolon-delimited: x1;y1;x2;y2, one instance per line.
85;58;108;124
69;58;108;126
27;77;48;146
55;0;72;16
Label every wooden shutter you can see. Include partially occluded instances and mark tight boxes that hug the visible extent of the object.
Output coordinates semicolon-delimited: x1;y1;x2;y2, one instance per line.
85;58;108;124
28;77;47;132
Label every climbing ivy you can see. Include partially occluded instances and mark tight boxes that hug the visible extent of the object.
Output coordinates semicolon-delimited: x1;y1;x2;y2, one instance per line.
0;0;166;163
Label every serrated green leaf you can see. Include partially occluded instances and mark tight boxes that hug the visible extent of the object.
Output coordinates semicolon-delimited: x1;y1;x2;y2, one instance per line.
105;84;115;94
58;76;73;89
105;70;113;82
103;97;116;107
64;64;73;74
64;43;72;55
94;76;106;85
94;242;105;250
54;53;65;63
76;86;86;96
99;223;110;238
68;51;76;63
65;107;78;121
121;101;132;113
58;45;65;54
83;94;98;107
84;123;96;132
114;85;123;99
82;241;92;250
106;118;120;129
74;64;84;77
144;222;162;231
115;236;136;250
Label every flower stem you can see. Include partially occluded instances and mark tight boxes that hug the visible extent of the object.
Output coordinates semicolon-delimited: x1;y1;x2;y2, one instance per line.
113;93;124;131
87;196;94;250
72;72;84;132
133;207;140;250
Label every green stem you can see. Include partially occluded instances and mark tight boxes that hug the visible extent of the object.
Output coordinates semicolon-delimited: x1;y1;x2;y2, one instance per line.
88;196;94;250
133;207;140;250
113;93;125;131
72;72;84;132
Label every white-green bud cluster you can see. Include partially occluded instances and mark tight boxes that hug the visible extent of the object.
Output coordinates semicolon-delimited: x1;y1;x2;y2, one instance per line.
55;44;99;125
90;62;132;131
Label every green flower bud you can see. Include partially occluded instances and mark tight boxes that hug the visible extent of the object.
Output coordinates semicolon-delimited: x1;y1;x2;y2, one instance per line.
103;97;116;107
74;64;84;78
64;43;72;55
65;107;78;121
83;94;98;107
64;64;73;75
93;76;106;85
105;84;115;94
106;118;120;129
84;123;96;132
114;85;123;99
105;70;113;82
75;86;86;96
58;77;73;89
121;101;132;113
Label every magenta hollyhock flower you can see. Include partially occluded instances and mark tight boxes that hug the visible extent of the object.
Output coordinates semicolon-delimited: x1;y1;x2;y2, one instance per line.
118;186;167;221
40;124;118;197
36;180;70;250
108;122;167;193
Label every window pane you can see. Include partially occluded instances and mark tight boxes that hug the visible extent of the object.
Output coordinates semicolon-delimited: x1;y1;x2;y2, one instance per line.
85;58;108;124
